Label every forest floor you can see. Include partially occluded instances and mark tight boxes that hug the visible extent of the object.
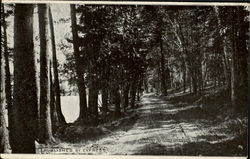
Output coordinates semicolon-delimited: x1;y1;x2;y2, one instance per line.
37;86;248;156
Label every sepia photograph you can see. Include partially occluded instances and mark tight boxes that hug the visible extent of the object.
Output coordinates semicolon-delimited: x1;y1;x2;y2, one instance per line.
0;1;249;158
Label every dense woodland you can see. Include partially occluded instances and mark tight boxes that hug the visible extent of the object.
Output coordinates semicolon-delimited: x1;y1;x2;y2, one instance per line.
0;4;248;154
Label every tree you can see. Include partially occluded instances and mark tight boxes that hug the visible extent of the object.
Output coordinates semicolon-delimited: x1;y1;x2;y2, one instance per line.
77;5;113;124
12;4;38;153
0;4;11;153
48;6;66;126
0;48;9;153
158;15;168;95
2;4;12;127
214;6;231;88
70;4;88;122
230;6;248;113
38;4;54;144
49;60;59;134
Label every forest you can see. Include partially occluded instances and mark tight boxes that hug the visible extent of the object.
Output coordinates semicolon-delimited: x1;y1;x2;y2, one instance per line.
0;3;248;156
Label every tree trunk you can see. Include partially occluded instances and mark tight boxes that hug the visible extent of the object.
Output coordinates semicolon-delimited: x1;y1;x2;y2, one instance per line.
234;7;248;113
197;53;203;94
160;38;167;95
114;84;121;118
237;7;248;87
231;8;237;111
1;4;11;153
222;48;230;87
2;6;12;134
101;67;109;114
193;60;198;94
183;61;186;93
12;4;38;153
189;66;192;93
190;60;196;94
214;7;231;88
136;77;143;101
49;61;59;134
38;4;54;144
101;86;108;114
88;73;98;126
0;62;9;153
130;78;137;108
109;85;116;105
143;76;148;93
137;90;141;101
70;4;88;120
48;7;66;125
122;82;130;112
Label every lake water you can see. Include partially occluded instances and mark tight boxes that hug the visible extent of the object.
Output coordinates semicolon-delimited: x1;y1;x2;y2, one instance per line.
61;95;102;123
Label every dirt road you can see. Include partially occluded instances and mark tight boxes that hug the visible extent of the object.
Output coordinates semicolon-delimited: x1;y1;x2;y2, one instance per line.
44;93;246;156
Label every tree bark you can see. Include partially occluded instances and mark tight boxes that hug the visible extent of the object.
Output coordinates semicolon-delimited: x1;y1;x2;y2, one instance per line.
214;7;230;88
12;4;38;153
2;5;12;132
237;7;248;87
130;77;137;108
101;86;108;114
233;7;248;113
101;67;109;114
0;62;9;153
38;4;54;144
122;82;130;112
0;4;11;153
136;77;143;101
114;84;121;118
160;38;167;95
88;72;98;125
48;7;66;125
49;61;59;134
182;61;186;93
231;7;237;111
144;77;148;93
70;4;88;121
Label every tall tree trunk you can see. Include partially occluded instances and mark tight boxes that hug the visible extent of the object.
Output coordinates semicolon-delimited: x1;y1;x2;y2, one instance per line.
88;72;98;126
192;57;198;94
182;61;186;93
49;61;59;134
190;60;196;94
189;78;192;93
101;85;108;114
234;7;248;113
144;77;148;93
130;77;137;108
38;4;54;144
197;50;203;94
1;4;11;153
0;59;9;153
231;8;237;111
160;38;167;95
48;7;66;125
12;4;38;153
122;82;130;112
70;4;88;121
101;67;109;114
222;48;230;87
114;84;121;118
237;7;248;87
214;7;230;88
136;89;140;101
188;65;192;93
2;5;12;132
136;77;143;101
